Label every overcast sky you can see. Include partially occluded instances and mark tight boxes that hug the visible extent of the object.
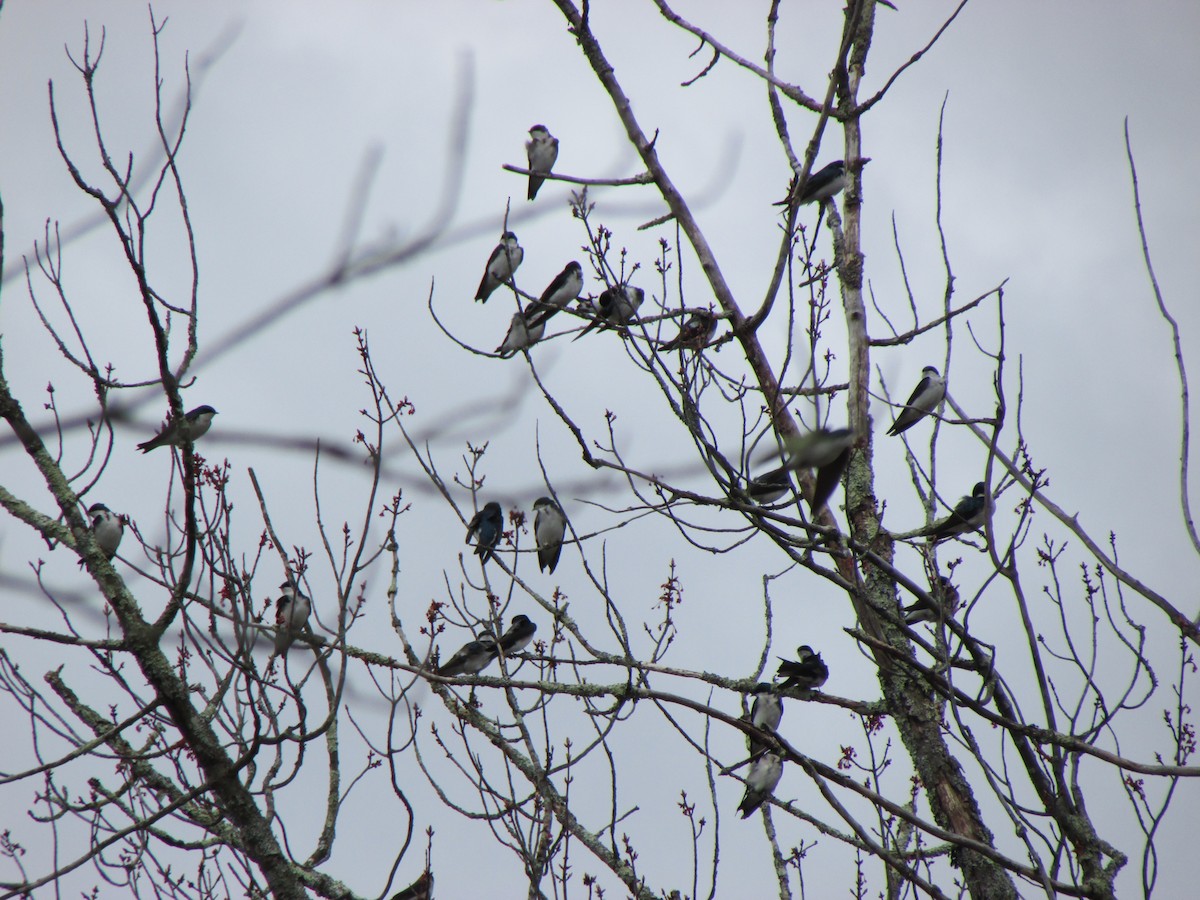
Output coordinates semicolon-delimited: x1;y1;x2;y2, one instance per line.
2;1;1199;897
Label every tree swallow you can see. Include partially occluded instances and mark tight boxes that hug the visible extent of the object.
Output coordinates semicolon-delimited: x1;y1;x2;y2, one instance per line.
86;502;124;561
737;750;783;819
466;501;504;564
774;159;864;208
904;577;961;624
745;466;793;505
775;645;829;691
572;285;644;341
273;581;312;657
525;124;559;200
525;261;584;331
927;482;988;543
474;232;524;303
137;405;218;453
780;427;856;515
532;496;566;574
659;309;717;353
389;869;433;900
497;614;537;655
887;366;945;436
495;309;546;358
745;683;783;756
794;159;845;205
436;636;498;677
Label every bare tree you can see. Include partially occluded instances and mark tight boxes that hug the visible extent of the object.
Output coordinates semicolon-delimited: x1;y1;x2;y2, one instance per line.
1;4;1196;900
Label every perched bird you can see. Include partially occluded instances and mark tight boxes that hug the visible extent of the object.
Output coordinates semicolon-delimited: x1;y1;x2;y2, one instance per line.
389;869;433;900
525;124;559;200
904;577;961;625
659;309;717;353
775;645;829;691
927;482;988;543
745;466;793;505
775;159;846;208
436;636;498;677
497;614;537;656
137;405;218;453
532;496;566;574
85;502;124;561
601;285;644;324
737;751;784;818
797;160;847;204
787;160;844;207
474;232;524;303
525;261;585;331
887;366;946;436
780;427;856;515
495;309;546;358
273;581;312;657
745;683;783;756
572;284;644;341
466;501;505;564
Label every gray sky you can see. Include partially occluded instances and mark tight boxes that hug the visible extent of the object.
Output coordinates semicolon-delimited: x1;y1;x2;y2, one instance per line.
2;1;1198;897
